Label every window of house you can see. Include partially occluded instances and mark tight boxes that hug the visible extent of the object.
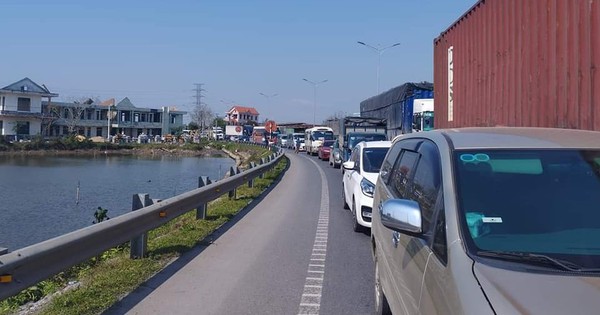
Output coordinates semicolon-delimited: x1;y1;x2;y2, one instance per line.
1;96;5;110
16;121;30;135
96;127;102;136
17;98;31;111
0;120;3;134
96;111;102;120
171;115;176;124
134;113;140;122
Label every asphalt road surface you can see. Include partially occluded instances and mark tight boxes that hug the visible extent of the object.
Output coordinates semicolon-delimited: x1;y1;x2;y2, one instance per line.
106;150;375;315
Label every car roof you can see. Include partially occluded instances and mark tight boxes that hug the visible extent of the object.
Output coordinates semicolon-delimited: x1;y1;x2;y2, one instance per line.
358;140;392;149
402;127;600;149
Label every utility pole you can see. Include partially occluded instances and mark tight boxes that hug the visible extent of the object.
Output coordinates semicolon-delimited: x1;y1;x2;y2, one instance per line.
193;83;207;129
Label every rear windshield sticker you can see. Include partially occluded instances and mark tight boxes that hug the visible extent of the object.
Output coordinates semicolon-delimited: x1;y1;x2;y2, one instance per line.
482;217;503;223
460;153;490;162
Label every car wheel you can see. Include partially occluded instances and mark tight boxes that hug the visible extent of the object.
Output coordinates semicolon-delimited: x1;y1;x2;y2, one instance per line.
352;199;365;233
375;256;392;315
342;185;349;210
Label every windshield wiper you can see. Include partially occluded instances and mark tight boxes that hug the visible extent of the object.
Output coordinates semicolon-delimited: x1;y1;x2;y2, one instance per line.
477;250;600;273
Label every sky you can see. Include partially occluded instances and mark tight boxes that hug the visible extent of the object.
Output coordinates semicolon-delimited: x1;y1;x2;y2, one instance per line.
1;0;477;125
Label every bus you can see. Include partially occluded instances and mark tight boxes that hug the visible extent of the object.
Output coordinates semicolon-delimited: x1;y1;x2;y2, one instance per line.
304;126;334;155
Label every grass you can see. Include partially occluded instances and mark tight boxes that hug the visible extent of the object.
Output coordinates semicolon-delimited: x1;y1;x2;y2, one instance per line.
0;149;287;315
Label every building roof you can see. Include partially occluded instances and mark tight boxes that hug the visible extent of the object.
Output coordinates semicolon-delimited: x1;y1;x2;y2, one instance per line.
0;77;58;97
227;106;259;115
101;98;116;106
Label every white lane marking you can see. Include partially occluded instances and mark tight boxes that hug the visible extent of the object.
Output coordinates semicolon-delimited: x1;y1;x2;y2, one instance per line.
298;157;330;315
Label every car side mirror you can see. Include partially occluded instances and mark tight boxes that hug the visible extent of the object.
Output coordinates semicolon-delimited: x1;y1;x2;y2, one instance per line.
379;199;423;234
342;161;355;170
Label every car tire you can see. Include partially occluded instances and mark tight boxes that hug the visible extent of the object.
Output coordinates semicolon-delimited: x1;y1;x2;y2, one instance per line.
375;257;392;315
342;185;349;210
352;199;366;233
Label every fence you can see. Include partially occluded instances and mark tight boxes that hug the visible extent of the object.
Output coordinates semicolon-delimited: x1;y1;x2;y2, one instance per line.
0;149;285;301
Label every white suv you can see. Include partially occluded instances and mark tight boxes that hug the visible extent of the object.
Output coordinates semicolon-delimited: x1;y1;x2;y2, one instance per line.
342;140;391;232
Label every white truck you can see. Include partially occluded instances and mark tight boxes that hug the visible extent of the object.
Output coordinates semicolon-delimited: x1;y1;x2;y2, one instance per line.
211;127;224;141
225;125;243;141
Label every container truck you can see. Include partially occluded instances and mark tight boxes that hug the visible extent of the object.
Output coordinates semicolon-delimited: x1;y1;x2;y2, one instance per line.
434;0;600;130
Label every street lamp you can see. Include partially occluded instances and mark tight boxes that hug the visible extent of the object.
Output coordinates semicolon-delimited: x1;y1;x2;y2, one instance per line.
357;41;401;94
302;78;328;126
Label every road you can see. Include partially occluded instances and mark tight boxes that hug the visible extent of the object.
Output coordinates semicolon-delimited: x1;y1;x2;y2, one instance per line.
105;150;375;315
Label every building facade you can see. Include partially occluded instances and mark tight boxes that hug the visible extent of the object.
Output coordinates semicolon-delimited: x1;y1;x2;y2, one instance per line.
0;78;58;140
224;106;259;125
0;78;187;140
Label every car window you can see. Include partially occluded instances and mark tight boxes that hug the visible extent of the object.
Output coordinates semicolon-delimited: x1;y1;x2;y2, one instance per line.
431;194;447;264
389;150;419;199
362;147;390;173
381;139;421;183
413;140;442;231
350;147;360;164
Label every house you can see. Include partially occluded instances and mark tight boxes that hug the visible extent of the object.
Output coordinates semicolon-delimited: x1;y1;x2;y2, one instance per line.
43;97;187;139
224;106;259;125
0;77;187;140
0;77;58;140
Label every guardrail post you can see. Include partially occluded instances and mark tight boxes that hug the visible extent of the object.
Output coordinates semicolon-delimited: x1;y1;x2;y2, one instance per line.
197;176;211;219
248;162;256;187
0;248;7;255
130;193;152;259
228;167;237;199
259;158;265;178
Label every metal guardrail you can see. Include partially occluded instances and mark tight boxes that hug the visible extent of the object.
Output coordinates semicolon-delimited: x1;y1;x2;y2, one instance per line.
0;149;285;301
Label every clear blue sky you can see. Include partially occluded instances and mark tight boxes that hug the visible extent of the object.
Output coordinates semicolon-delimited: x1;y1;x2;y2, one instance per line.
1;0;476;124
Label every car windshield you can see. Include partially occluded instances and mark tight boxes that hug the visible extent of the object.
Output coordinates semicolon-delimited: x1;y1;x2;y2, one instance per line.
362;147;389;173
455;149;600;266
348;134;386;148
312;131;334;140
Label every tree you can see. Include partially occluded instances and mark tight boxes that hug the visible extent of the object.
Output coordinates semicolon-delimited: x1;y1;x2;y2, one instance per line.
191;103;215;130
187;122;200;130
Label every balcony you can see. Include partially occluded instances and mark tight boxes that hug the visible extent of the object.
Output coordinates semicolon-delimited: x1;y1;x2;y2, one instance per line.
0;110;43;119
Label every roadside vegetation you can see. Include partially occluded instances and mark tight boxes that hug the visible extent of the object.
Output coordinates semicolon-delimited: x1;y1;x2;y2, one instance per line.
0;143;286;315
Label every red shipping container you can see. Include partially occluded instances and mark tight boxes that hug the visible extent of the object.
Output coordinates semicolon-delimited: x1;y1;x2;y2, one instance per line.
434;0;600;130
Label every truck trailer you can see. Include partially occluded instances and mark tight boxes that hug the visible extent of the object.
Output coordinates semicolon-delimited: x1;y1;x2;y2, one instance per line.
434;0;600;130
360;82;434;138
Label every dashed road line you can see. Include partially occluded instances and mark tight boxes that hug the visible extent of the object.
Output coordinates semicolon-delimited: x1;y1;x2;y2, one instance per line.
297;157;330;315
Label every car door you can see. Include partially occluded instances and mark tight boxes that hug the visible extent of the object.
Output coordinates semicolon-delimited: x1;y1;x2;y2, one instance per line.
343;146;360;206
374;138;422;314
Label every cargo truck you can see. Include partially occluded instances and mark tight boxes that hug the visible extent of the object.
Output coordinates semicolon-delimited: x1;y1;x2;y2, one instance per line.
360;82;434;138
338;116;387;163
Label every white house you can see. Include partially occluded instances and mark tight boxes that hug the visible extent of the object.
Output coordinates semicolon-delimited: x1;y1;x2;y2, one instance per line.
224;106;259;125
0;78;58;140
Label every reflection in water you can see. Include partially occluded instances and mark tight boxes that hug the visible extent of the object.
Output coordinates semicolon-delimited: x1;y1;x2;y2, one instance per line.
0;155;235;250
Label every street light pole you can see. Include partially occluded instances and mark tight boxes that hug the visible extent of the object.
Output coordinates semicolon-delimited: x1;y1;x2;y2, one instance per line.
302;78;328;127
357;41;401;94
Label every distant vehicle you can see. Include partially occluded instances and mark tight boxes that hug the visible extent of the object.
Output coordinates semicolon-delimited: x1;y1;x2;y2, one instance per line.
338;116;387;162
251;126;266;144
342;140;391;232
278;134;289;147
305;126;334;155
297;139;306;152
317;139;335;161
329;139;342;168
342;132;387;164
372;127;600;314
225;125;244;140
291;133;305;149
211;127;224;141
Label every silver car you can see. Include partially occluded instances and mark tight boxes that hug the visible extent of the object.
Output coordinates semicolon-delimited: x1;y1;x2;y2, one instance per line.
372;127;600;314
